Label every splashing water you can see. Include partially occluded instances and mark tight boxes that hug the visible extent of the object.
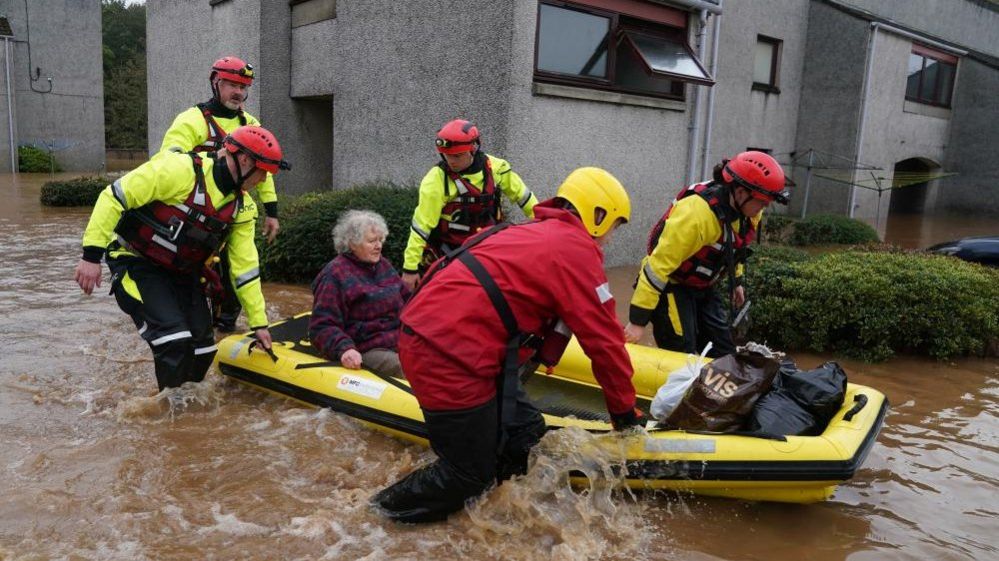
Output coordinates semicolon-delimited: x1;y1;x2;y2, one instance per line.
465;427;651;561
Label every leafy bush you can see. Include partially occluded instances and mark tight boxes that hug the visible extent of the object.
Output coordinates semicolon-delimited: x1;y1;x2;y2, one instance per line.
18;145;61;173
758;213;795;244
789;213;879;246
259;181;419;283
747;250;999;361
40;176;109;206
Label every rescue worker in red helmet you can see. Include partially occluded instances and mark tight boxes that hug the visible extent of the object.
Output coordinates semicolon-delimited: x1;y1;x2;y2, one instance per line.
75;126;291;392
624;151;789;356
157;56;281;332
400;119;539;291
373;167;641;524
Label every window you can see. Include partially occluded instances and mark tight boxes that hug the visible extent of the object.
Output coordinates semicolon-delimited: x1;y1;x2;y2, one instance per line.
906;44;957;108
752;35;781;93
534;0;713;100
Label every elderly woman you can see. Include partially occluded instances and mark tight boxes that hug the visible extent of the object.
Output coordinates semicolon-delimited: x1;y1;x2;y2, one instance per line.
309;210;410;377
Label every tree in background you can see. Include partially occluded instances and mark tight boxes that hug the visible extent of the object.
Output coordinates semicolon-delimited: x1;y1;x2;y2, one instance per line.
102;0;146;150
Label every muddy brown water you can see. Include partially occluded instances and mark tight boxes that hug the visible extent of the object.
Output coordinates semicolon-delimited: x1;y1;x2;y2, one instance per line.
2;173;997;560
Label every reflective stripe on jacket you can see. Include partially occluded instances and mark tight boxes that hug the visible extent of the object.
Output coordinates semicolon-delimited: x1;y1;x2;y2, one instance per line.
402;153;537;272
399;202;636;415
157;104;277;208
81;152;269;328
629;182;761;325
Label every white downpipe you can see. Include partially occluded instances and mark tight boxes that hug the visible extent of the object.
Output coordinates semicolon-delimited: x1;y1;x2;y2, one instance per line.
699;0;723;179
3;38;14;173
684;9;708;186
851;23;881;218
665;0;722;15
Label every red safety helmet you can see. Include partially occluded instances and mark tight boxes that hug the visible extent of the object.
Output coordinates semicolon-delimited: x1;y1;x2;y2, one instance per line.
210;56;254;86
223;126;291;174
722;151;789;205
435;119;480;155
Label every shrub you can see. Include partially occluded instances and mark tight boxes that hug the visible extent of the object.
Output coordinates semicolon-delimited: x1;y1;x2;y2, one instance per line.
758;213;795;244
747;250;999;361
18;145;61;173
40;176;109;206
259;181;420;283
789;213;879;246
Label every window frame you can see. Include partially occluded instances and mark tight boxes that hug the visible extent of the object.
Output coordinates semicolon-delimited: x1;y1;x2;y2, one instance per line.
532;0;709;101
751;34;782;94
905;44;958;108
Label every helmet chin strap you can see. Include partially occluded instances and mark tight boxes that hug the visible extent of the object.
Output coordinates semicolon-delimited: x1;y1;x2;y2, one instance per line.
230;152;256;190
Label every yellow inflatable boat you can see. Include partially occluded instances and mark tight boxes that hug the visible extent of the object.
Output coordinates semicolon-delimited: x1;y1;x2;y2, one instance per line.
216;313;888;503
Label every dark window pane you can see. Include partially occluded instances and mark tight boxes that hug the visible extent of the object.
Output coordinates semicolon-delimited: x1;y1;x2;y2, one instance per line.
753;41;774;84
905;54;923;99
937;62;955;106
623;32;712;83
615;38;681;96
921;58;939;102
537;4;609;78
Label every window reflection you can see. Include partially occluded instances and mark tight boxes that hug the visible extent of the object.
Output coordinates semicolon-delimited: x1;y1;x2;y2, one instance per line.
537;4;609;78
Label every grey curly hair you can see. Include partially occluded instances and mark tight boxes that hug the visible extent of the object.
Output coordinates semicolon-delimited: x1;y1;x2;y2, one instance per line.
332;210;389;254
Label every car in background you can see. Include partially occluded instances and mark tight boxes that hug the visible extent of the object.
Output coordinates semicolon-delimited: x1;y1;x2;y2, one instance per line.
927;236;999;267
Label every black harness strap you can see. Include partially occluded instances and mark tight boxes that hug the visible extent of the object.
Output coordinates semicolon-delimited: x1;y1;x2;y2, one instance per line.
456;251;522;433
413;222;523;449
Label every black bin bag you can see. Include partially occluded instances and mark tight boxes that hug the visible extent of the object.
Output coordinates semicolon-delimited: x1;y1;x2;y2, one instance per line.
746;388;820;436
747;360;848;437
783;361;847;426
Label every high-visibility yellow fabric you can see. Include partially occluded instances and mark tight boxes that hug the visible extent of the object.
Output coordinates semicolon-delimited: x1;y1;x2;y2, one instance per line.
402;154;537;272
157;106;277;206
630;195;760;319
81;152;268;328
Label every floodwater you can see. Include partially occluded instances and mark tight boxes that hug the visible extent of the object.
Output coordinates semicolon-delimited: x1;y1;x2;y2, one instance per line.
884;211;998;249
2;172;997;561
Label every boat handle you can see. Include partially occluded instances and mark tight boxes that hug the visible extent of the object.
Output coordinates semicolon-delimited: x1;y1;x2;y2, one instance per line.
842;394;868;422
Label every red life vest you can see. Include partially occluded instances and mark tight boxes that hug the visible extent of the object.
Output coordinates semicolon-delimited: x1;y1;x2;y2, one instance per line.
193;102;247;153
646;181;756;290
113;155;241;275
433;157;501;248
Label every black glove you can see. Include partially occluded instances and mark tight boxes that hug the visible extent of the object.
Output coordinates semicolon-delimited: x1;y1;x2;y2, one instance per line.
610;407;645;432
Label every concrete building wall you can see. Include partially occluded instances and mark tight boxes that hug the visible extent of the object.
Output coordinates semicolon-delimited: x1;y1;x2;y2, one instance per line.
0;0;104;172
501;0;689;265
258;0;331;196
287;0;517;194
851;31;951;229
836;0;999;57
704;0;810;184
943;57;999;213
791;1;869;217
146;0;261;153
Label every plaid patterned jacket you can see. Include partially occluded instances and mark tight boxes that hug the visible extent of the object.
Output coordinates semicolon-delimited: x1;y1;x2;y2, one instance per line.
309;253;409;360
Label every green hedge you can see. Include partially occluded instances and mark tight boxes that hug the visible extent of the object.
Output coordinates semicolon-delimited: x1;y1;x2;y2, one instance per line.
259;181;419;283
18;145;62;173
758;213;795;244
40;176;109;206
745;248;999;361
789;213;880;246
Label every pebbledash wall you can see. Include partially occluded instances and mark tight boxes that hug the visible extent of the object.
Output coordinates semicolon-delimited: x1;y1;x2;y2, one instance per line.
0;0;104;172
147;0;998;265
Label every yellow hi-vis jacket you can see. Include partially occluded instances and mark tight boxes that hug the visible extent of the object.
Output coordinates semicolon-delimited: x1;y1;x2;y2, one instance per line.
628;194;762;326
402;154;537;272
81;152;269;329
157;105;278;217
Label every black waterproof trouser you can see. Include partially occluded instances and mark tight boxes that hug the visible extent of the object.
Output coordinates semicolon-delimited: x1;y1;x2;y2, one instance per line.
212;246;242;330
651;284;735;358
108;257;217;391
372;385;547;523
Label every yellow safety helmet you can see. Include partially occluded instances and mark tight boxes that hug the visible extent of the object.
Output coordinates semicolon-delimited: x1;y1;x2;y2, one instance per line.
556;167;631;238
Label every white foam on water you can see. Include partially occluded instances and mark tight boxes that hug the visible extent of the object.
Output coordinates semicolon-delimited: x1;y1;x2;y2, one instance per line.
197;503;272;537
